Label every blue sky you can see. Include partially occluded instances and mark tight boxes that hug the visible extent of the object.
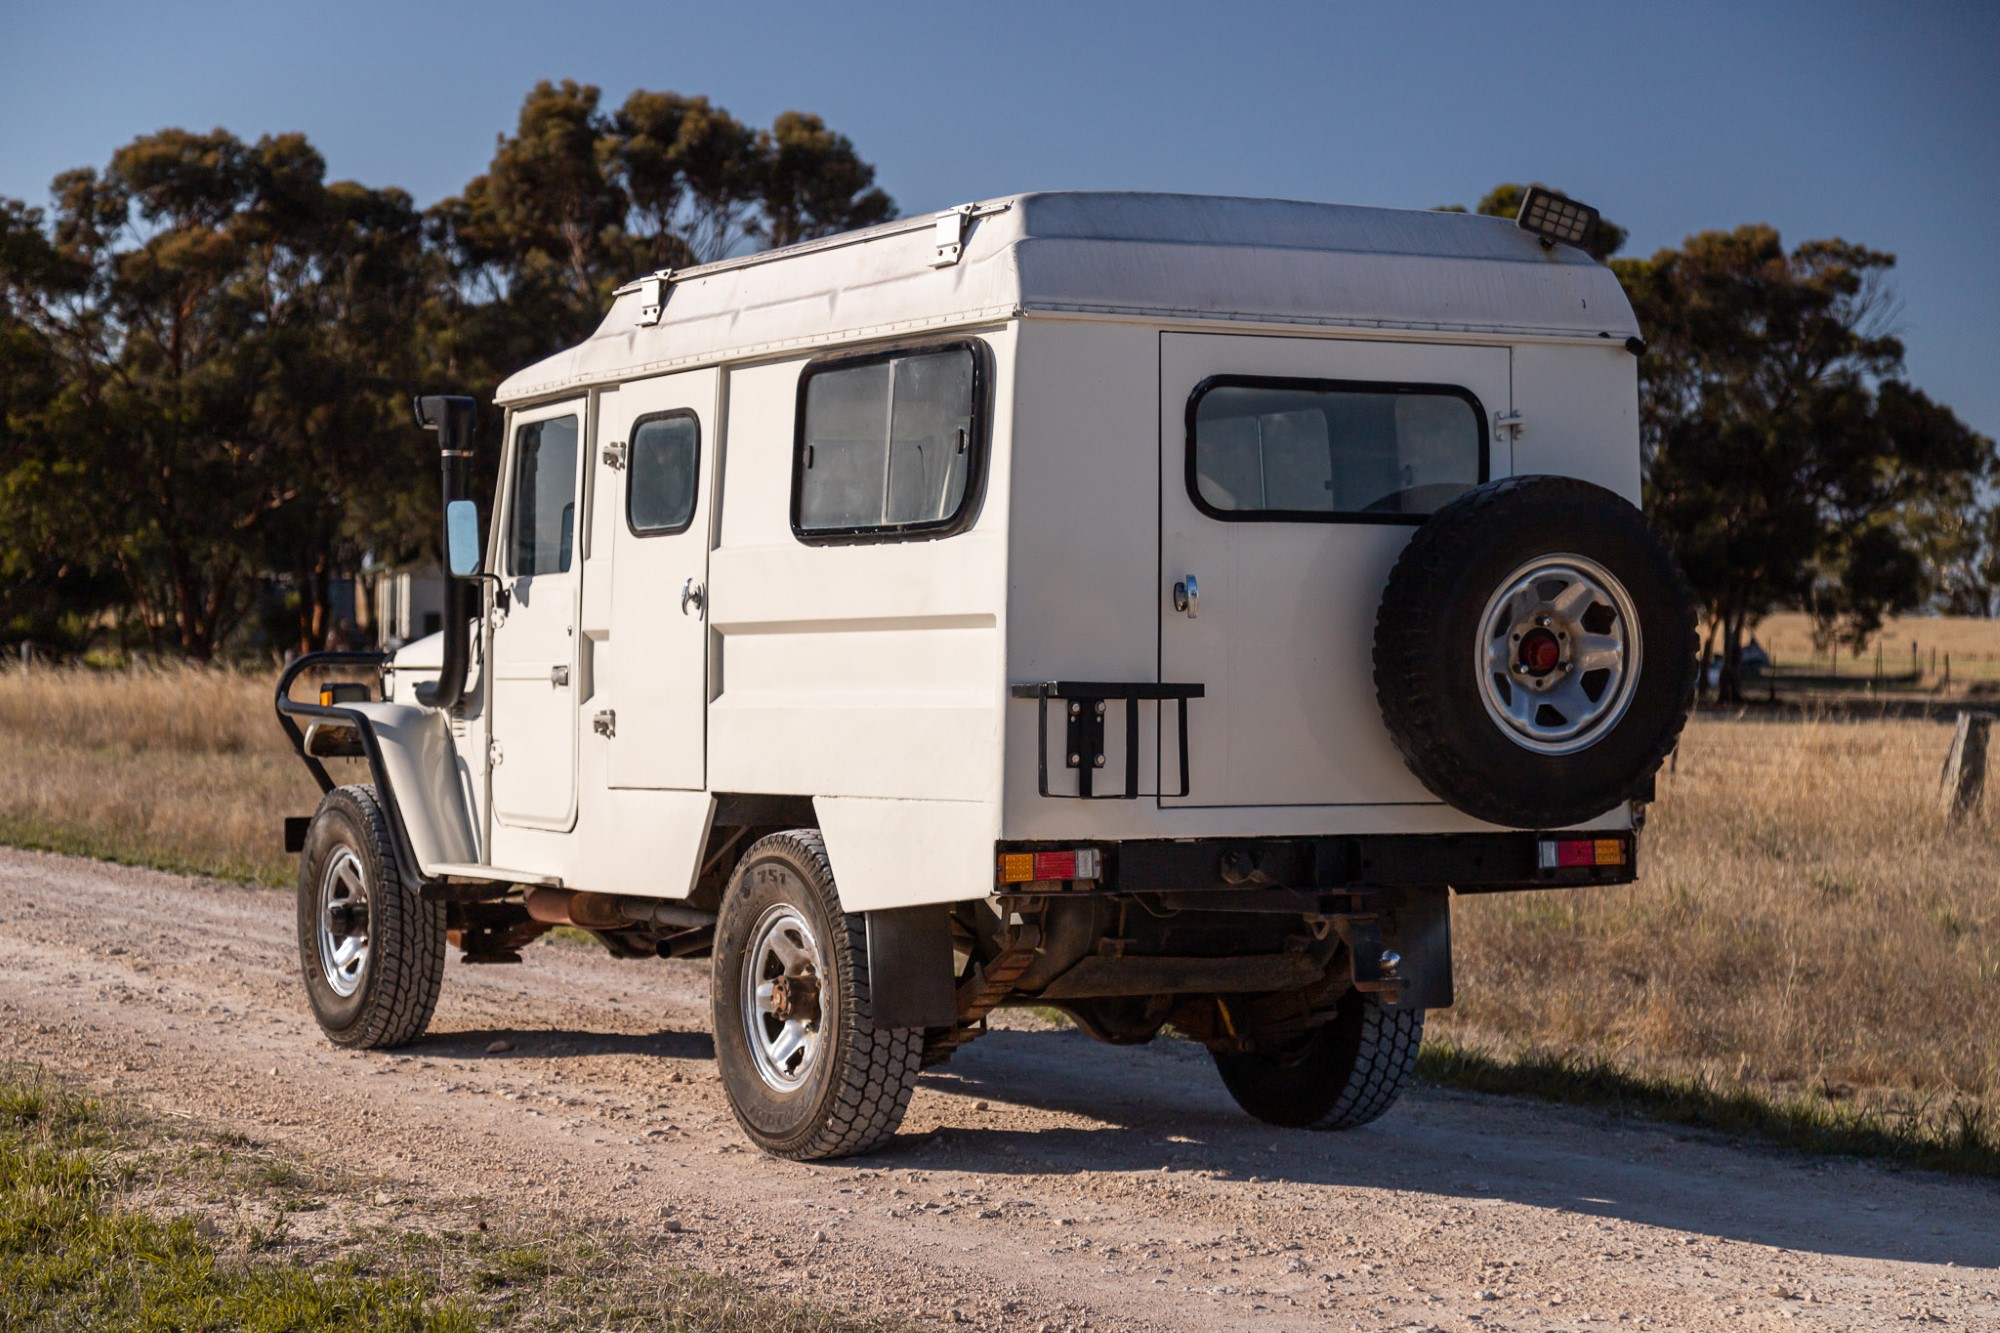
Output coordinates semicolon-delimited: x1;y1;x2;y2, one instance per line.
4;1;1994;440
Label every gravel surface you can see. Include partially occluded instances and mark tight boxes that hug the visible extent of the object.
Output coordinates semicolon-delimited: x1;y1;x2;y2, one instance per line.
2;845;1995;1331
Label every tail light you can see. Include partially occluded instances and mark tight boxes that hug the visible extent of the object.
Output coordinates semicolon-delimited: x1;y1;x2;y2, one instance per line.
997;848;1102;885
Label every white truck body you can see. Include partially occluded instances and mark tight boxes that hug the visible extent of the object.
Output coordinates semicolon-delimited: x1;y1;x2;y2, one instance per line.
375;191;1644;912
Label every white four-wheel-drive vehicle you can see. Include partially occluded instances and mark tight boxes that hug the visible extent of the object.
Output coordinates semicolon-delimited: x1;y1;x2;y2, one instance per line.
278;188;1697;1160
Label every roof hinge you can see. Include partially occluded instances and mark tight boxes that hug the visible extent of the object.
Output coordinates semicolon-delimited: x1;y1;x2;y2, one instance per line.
635;269;674;325
929;204;977;268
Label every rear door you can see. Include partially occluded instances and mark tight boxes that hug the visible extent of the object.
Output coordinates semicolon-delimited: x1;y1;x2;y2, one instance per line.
600;369;718;789
1159;333;1510;808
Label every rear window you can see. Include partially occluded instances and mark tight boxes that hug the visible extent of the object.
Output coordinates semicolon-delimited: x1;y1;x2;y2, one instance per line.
793;343;983;541
627;410;700;536
1188;378;1485;522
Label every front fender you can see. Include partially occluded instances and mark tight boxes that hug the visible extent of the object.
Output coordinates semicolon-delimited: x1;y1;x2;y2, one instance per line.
345;703;479;871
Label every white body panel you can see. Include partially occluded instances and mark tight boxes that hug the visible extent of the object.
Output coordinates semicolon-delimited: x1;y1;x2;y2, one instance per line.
380;193;1645;907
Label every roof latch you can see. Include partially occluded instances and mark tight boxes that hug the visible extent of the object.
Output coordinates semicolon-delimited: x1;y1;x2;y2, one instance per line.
930;204;977;268
635;269;673;326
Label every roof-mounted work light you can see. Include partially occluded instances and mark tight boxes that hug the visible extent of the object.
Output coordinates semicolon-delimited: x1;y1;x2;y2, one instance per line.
1516;186;1600;252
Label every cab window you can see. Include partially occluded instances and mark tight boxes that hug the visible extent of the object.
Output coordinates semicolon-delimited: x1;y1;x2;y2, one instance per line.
508;414;580;575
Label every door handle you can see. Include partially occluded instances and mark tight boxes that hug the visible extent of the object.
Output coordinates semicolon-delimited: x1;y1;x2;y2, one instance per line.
549;665;570;686
681;578;705;618
1172;575;1199;619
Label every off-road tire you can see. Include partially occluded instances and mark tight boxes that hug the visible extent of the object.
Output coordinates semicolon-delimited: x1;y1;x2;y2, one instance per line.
296;784;445;1049
1213;988;1422;1130
1374;475;1699;828
711;831;923;1160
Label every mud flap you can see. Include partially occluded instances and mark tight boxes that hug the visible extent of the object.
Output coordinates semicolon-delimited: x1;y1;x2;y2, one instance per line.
865;905;958;1029
1380;885;1453;1010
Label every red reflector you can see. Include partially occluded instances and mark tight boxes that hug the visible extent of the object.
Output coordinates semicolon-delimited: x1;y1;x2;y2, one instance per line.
1032;851;1077;880
1557;841;1596;867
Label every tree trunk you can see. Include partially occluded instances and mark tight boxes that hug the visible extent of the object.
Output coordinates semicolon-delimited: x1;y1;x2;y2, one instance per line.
1696;612;1720;706
296;552;332;656
1717;603;1747;705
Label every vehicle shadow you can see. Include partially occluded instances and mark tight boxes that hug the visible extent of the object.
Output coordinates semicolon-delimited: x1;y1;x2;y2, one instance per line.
898;1026;2000;1270
415;1026;715;1062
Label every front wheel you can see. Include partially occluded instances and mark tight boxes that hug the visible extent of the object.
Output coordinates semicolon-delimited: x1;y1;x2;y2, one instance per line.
296;784;446;1049
1212;989;1422;1130
711;831;922;1160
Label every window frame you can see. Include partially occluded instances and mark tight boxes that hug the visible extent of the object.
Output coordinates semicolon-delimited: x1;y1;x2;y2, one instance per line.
1183;374;1489;527
789;337;990;545
623;407;703;539
502;406;585;578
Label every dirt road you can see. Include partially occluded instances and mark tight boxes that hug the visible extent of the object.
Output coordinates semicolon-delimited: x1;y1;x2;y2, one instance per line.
2;846;1994;1331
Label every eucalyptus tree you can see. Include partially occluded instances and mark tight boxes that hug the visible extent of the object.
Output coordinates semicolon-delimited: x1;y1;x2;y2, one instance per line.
0;129;435;657
1616;227;1991;700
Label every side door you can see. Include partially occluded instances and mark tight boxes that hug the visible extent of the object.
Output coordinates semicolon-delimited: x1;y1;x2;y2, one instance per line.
601;369;718;789
491;399;586;828
1159;333;1510;808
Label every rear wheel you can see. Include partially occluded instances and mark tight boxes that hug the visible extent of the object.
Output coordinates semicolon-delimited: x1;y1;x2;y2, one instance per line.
1212;989;1422;1130
296;784;445;1049
711;831;922;1160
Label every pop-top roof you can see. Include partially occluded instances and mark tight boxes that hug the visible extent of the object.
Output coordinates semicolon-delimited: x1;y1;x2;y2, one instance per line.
495;191;1638;405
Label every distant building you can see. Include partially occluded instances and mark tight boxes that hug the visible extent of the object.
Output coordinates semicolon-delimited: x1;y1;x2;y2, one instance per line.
372;564;447;650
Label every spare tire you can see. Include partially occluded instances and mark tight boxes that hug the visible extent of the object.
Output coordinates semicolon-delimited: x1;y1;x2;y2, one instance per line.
1373;475;1698;829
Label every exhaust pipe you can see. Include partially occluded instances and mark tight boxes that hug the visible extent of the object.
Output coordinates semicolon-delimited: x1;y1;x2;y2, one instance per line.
522;886;717;933
412;395;478;711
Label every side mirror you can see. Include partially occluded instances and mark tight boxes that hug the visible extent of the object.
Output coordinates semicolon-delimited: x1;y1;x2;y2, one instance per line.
445;499;483;578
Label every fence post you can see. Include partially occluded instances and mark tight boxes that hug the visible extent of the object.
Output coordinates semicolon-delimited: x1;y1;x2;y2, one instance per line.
1939;712;1992;823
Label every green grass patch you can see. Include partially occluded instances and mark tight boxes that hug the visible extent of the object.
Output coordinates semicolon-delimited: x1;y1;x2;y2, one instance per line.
0;1071;473;1331
0;1064;907;1332
0;814;288;887
1418;1039;2000;1178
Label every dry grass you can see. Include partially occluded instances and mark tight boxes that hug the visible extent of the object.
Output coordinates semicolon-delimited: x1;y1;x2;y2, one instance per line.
4;665;1998;1167
1753;610;2000;686
1433;711;2000;1165
0;665;351;886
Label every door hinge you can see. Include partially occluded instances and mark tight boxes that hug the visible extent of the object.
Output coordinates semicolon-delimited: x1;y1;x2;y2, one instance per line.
487;739;504;767
635;270;672;326
1494;409;1525;441
930;203;976;267
592;709;616;738
601;439;627;469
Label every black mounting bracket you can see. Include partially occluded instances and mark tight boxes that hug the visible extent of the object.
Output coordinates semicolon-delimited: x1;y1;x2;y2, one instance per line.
1010;680;1204;799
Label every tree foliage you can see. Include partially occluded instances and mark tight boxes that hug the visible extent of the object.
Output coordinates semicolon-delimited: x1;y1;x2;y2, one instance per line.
1616;226;1992;699
0;82;893;659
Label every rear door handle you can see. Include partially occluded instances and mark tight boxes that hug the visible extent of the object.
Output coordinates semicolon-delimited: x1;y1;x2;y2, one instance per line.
549;665;570;686
1172;575;1199;619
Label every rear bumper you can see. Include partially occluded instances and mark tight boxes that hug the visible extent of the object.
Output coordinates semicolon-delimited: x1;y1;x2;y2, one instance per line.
998;830;1638;897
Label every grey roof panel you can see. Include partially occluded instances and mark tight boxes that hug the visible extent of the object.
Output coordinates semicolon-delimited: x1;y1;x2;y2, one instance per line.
496;191;1636;405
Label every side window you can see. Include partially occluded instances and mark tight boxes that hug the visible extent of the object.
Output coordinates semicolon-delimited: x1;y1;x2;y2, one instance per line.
508;414;580;575
1188;378;1485;522
794;343;982;540
627;411;700;536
